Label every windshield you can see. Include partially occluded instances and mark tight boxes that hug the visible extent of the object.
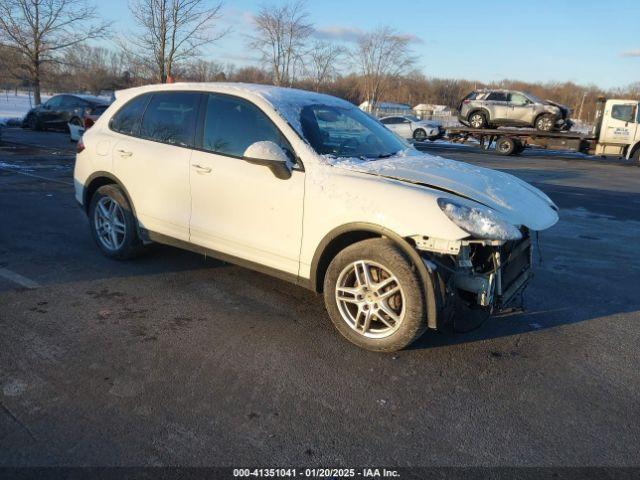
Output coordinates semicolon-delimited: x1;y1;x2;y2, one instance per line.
300;104;406;159
525;92;543;103
405;115;420;122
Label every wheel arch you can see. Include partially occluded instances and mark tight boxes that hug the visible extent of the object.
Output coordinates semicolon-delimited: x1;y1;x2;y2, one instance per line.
626;140;640;160
467;108;491;122
83;171;138;219
534;111;557;126
309;222;440;329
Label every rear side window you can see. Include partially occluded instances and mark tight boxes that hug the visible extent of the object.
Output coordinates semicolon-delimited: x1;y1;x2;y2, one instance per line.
202;94;292;158
611;104;636;123
140;92;200;147
110;94;151;136
381;117;401;124
487;91;508;101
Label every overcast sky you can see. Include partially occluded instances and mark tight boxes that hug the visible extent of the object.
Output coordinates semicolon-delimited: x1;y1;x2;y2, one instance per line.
97;0;640;89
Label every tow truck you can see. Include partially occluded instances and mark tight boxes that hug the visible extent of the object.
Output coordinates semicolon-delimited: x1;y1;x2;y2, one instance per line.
445;97;640;163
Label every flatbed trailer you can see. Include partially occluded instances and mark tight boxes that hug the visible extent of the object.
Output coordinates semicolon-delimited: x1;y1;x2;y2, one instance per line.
445;126;596;156
443;97;640;163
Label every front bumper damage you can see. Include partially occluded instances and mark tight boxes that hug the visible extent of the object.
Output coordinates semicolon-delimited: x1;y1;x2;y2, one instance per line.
411;230;533;315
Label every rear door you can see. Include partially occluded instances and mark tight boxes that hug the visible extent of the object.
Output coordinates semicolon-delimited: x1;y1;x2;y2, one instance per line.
111;91;199;241
600;101;638;145
381;117;402;135
486;91;510;123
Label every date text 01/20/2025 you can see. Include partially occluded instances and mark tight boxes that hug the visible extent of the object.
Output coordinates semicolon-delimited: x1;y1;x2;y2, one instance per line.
232;468;400;478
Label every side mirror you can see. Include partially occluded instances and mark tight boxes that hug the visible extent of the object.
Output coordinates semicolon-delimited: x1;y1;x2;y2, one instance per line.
242;141;292;180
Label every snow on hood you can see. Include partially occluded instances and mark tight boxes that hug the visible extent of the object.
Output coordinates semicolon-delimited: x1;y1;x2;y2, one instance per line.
325;149;559;231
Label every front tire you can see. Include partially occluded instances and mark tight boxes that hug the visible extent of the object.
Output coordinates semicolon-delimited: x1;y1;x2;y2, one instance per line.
89;184;143;260
323;238;427;352
535;114;555;131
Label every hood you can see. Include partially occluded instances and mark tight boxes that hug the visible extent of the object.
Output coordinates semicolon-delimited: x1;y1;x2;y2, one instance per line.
331;150;559;231
544;100;571;117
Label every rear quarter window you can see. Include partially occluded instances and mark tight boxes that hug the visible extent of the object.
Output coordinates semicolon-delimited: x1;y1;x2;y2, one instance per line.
109;94;152;136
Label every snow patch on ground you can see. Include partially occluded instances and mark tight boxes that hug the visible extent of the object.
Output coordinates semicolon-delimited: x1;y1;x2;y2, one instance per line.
0;91;50;125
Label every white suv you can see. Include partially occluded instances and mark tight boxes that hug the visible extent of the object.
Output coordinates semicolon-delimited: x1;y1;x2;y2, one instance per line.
74;83;559;352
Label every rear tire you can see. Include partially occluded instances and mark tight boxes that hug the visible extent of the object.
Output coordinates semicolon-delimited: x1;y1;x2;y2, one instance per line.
535;114;555;132
632;148;640;166
323;238;427;352
89;184;143;260
413;128;427;142
468;111;488;129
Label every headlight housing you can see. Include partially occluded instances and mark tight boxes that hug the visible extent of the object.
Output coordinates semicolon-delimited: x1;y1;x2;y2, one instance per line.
437;198;522;241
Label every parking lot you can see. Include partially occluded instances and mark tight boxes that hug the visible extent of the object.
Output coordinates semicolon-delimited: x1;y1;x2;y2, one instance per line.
1;126;639;466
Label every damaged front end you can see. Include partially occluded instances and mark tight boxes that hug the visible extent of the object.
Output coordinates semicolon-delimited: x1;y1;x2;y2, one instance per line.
410;229;533;328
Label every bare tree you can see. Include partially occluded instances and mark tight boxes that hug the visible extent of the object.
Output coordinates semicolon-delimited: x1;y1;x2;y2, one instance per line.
352;26;415;108
304;41;344;92
0;0;110;104
126;0;226;83
248;0;313;86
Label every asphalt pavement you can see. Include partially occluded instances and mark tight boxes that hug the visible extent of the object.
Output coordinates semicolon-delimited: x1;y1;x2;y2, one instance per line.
0;127;639;467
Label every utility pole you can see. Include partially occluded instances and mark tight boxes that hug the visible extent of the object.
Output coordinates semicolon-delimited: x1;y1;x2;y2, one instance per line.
577;92;587;122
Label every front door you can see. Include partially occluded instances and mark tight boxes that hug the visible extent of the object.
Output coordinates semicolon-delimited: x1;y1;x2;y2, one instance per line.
507;92;535;126
600;101;638;145
189;93;304;275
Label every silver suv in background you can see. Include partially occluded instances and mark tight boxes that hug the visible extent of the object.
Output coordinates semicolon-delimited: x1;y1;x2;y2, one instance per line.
458;89;572;131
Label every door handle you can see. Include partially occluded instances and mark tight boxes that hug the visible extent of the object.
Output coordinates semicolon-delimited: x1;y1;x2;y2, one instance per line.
117;149;132;157
192;164;212;174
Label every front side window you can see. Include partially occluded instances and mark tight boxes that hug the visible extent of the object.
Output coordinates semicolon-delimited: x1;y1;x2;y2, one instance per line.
611;104;636;123
509;93;529;105
110;94;151;136
300;104;406;159
202;94;292;158
140;92;200;147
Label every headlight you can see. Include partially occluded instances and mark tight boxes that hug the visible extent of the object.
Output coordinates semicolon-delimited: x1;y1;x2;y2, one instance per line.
437;198;522;241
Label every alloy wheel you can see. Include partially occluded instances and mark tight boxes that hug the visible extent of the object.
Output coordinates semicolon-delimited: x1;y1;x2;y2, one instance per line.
93;196;126;251
537;117;553;131
470;114;484;128
335;260;405;338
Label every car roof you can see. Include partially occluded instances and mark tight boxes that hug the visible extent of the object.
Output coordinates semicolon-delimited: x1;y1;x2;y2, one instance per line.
52;93;111;104
114;82;355;136
115;82;351;108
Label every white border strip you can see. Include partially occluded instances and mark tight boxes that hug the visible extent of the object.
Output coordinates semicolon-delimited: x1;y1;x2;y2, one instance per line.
0;268;40;289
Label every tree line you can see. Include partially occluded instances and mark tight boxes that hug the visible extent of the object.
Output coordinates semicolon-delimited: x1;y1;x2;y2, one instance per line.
1;0;638;123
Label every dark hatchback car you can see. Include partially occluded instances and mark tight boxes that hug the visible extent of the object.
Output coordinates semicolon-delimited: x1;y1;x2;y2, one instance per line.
22;94;110;132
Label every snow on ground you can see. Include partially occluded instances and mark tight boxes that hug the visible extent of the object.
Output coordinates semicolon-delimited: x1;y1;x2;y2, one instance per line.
0;91;51;125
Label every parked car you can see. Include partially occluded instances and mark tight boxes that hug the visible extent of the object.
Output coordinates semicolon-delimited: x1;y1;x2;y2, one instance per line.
68;104;110;142
22;94;110;132
74;83;558;352
380;115;444;141
458;89;572;131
